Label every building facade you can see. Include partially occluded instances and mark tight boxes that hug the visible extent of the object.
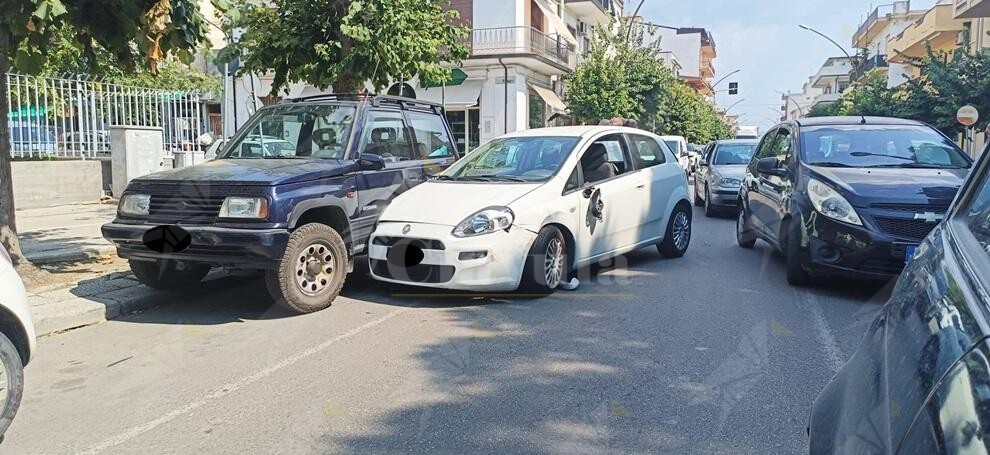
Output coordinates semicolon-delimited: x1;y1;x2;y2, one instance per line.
850;1;926;88
647;26;717;97
807;57;853;110
887;1;967;83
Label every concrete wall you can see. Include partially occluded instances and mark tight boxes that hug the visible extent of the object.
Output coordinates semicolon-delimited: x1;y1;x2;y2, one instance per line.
12;160;106;209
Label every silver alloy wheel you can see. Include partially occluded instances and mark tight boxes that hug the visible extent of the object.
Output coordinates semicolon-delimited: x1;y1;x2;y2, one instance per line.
544;237;564;288
672;211;690;251
295;242;335;296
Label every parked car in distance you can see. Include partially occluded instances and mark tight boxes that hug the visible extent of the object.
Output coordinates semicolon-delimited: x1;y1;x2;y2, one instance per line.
736;117;972;285
63;131;111;153
694;139;758;216
809;136;990;454
0;246;37;438
367;126;692;294
8;122;56;154
102;94;460;313
661;135;691;173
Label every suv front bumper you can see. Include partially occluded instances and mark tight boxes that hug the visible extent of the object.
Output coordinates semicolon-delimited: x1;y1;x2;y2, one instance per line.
102;223;290;269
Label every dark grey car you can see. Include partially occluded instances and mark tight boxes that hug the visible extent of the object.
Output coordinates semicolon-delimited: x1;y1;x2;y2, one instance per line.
693;139;758;216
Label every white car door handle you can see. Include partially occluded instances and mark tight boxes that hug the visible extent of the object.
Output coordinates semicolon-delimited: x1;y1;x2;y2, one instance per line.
635;183;646;189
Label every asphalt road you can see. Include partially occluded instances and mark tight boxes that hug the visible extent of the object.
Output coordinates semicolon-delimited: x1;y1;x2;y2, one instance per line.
5;200;894;454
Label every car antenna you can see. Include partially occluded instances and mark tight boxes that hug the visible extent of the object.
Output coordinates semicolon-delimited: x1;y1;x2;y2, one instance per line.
860;114;867;125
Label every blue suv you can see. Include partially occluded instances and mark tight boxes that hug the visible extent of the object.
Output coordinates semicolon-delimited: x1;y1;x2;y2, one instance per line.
102;94;460;313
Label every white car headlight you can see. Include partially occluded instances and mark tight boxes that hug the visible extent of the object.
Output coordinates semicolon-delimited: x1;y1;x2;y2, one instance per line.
719;177;741;187
118;194;151;216
808;178;862;226
453;207;514;237
219;197;269;219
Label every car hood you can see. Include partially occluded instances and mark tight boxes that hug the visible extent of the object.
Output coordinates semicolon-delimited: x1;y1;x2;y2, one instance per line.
808;166;968;208
135;158;356;186
379;181;542;226
711;164;746;181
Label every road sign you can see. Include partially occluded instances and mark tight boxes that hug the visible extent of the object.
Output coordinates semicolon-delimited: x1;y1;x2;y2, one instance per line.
957;105;979;126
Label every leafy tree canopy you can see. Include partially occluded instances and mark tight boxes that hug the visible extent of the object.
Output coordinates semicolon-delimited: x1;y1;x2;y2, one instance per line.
226;0;469;94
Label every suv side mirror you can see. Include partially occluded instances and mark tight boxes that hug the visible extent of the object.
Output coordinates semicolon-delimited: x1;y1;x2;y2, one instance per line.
756;157;786;176
358;153;386;171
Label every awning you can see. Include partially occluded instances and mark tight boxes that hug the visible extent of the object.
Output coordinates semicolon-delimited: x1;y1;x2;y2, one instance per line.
528;83;567;112
415;80;483;108
534;0;578;46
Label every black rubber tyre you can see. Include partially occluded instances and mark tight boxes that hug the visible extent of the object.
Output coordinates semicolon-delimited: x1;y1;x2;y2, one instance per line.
704;186;715;218
265;223;347;313
736;208;757;249
658;204;691;258
784;222;812;286
0;331;24;438
693;182;704;206
130;259;210;289
518;226;567;296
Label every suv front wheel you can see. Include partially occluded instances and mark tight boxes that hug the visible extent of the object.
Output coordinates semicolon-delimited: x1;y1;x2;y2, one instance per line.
266;223;348;313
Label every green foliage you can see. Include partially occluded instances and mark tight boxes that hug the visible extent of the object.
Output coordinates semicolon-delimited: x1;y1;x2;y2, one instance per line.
812;45;990;137
18;26;220;93
566;19;732;143
2;0;210;73
227;0;469;94
806;102;842;117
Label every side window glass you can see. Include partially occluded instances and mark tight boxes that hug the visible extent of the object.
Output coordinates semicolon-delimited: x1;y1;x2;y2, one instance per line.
581;134;630;184
749;129;778;172
359;111;415;163
629;135;666;168
407;111;455;159
776;129;793;163
564;167;581;193
964;163;990;258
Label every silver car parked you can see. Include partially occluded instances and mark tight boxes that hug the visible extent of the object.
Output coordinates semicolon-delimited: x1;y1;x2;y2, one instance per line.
693;139;758;217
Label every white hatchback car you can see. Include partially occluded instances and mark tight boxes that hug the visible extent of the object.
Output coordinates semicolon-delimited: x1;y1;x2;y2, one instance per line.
368;126;692;294
0;247;36;437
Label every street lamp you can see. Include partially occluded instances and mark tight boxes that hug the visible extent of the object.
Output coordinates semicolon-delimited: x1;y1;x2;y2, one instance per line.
712;69;741;90
724;98;746;113
775;89;804;116
798;24;854;62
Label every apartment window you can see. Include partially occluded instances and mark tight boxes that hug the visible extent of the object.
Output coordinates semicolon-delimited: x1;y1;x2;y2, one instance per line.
445;109;481;152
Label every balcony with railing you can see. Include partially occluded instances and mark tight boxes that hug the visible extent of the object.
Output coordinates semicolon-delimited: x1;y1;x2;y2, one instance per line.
465;27;576;73
850;54;888;81
565;0;613;24
955;0;990;19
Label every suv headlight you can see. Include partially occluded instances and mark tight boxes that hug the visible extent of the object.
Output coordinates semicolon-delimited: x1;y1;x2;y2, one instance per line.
808;178;862;225
219;197;269;219
719;177;741;187
119;194;151;216
453;207;514;237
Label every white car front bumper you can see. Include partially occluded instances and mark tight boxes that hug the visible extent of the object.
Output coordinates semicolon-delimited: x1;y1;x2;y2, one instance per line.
0;263;36;364
368;222;538;292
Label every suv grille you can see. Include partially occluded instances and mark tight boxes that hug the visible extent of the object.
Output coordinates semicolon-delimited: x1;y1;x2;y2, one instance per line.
873;217;938;242
148;194;226;224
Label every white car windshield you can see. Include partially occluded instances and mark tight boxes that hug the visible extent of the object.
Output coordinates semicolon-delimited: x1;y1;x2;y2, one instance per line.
438;136;580;182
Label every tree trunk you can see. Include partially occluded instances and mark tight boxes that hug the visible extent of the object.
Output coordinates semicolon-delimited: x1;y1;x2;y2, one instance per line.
0;37;29;267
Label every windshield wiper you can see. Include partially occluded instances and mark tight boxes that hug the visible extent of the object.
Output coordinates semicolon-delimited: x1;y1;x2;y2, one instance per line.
849;152;914;161
463;174;529;182
868;163;964;169
432;174;456;181
811;162;854;168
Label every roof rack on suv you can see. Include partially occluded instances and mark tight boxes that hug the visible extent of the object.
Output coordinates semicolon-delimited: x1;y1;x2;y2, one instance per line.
285;93;444;115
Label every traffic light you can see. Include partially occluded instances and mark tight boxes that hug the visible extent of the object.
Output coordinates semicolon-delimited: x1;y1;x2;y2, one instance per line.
728;82;739;95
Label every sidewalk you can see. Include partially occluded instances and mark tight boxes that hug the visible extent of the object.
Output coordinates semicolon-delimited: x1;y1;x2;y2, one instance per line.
17;203;117;265
14;203;164;336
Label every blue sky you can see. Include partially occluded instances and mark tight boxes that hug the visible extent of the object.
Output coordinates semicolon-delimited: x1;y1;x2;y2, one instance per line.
631;0;939;132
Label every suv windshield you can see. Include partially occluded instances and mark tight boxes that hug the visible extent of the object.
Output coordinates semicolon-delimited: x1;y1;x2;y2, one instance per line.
220;104;356;159
714;143;756;165
439;136;579;182
801;125;971;169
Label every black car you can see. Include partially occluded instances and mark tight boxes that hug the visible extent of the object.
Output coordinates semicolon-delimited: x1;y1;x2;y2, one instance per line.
809;134;990;453
736;117;972;285
102;94;460;313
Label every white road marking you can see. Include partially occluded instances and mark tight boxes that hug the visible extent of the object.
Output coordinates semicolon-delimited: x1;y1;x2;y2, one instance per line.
79;308;409;455
803;294;845;374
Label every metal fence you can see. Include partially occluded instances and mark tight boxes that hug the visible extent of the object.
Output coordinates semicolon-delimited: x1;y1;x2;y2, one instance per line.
5;73;205;159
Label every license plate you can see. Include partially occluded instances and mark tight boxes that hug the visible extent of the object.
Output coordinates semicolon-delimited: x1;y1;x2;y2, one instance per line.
904;245;918;263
